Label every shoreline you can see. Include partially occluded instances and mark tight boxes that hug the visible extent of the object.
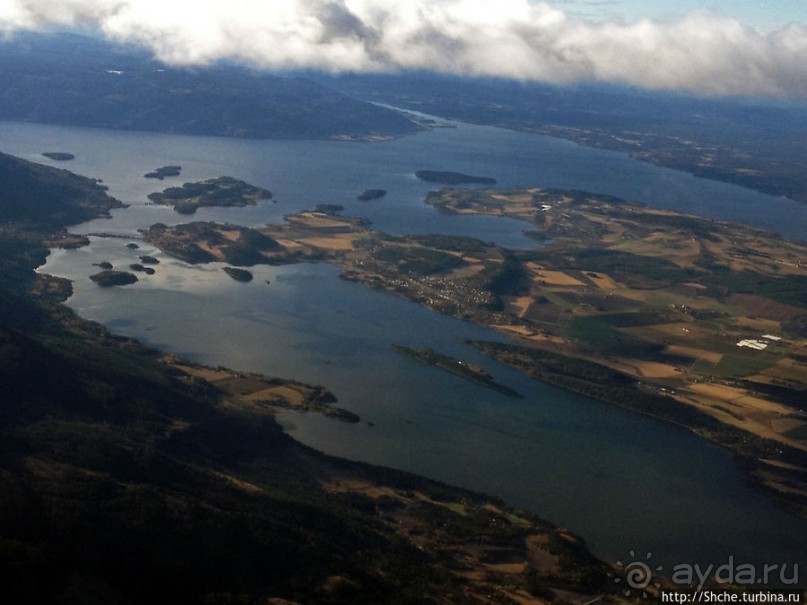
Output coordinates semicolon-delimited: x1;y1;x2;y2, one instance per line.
1;216;620;601
391;343;523;398
132;191;807;519
20;269;619;602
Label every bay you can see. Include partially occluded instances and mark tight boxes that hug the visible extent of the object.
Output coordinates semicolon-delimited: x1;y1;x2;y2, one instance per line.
2;117;805;575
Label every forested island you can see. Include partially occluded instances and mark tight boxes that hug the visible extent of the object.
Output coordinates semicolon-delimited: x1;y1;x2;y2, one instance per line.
144;165;181;179
357;188;387;200
128;263;155;275
415;170;497;185
147;176;272;214
223;266;254;282
89;269;138;286
42;151;75;161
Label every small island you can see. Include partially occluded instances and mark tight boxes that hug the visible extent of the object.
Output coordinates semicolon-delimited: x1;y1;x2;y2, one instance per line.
93;261;113;270
144;165;182;179
415;170;496;185
89;270;138;287
147;176;272;214
392;345;522;398
139;255;160;265
42;152;75;161
357;189;387;201
223;267;254;282
315;204;344;215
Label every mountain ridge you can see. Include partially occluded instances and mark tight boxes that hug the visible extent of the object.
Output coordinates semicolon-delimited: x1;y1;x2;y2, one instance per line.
0;32;425;141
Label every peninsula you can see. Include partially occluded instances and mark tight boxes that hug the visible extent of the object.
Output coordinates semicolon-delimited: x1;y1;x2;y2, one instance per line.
141;189;807;516
392;344;522;398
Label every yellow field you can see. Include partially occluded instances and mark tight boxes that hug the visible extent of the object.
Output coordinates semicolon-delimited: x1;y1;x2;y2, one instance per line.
285;213;357;231
492;324;565;345
753;357;807;384
243;385;304;406
664;345;723;363
681;382;806;450
298;235;356;250
586;272;622;291
447;261;486;279
618;359;681;378
538;270;587;287
506;296;534;318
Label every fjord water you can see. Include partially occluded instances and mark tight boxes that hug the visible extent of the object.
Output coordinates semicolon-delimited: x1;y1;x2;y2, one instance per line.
3;118;805;573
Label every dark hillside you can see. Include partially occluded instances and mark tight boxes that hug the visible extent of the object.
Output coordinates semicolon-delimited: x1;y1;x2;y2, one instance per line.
0;151;122;226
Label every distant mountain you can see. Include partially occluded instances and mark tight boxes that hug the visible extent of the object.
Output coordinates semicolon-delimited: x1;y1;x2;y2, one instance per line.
0;33;424;140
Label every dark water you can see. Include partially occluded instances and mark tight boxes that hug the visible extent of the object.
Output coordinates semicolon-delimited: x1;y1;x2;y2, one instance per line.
2;118;805;240
2;118;805;577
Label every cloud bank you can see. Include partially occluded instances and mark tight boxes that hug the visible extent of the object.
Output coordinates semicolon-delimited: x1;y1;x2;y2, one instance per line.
2;0;807;99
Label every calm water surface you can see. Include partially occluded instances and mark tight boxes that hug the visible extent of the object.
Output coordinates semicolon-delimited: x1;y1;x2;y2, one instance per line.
2;118;805;575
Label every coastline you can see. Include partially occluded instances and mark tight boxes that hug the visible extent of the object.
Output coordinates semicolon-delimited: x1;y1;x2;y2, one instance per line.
133;188;807;519
0;153;626;602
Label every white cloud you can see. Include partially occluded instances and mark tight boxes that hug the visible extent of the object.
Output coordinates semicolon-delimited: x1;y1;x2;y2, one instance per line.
2;0;806;99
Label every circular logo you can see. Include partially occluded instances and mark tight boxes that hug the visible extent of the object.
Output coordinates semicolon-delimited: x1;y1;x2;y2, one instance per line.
624;560;653;589
615;550;663;598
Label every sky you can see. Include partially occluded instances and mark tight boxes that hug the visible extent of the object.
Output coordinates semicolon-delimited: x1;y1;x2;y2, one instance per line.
1;1;806;100
549;0;807;31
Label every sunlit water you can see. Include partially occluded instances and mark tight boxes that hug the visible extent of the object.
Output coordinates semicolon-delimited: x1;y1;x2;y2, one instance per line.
2;118;805;576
